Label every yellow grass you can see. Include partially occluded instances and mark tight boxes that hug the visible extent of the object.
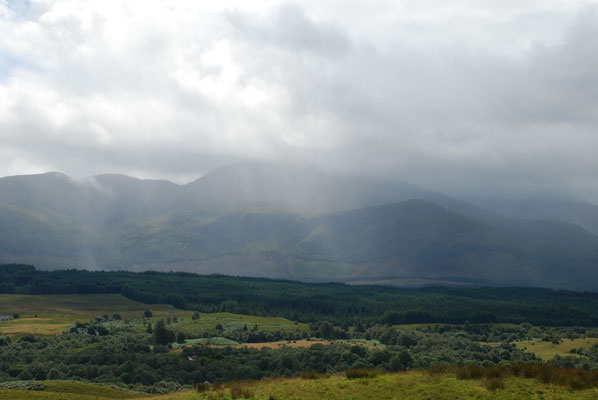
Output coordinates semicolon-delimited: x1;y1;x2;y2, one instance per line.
514;338;598;360
0;380;147;400
0;294;185;337
0;294;307;338
137;371;598;400
2;371;598;399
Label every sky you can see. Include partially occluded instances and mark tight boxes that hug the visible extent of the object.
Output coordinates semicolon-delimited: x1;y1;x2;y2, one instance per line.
1;0;598;201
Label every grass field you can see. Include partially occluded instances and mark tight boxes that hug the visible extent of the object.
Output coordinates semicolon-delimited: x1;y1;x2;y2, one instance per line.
0;294;307;338
2;370;598;399
0;294;185;337
513;338;598;360
0;380;146;400
168;312;308;336
138;371;598;399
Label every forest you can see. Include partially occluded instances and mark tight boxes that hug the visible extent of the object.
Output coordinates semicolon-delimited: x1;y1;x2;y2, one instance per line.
2;264;598;326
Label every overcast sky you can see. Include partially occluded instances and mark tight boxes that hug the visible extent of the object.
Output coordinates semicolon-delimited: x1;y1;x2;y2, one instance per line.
1;0;598;200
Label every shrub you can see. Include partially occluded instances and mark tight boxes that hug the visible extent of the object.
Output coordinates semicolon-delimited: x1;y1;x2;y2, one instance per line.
300;371;319;379
227;381;255;399
427;365;450;376
196;381;212;392
456;365;484;380
455;363;598;391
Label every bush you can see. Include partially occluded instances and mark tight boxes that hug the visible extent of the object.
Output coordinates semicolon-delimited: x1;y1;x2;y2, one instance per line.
427;365;450;376
345;368;379;379
456;365;484;380
196;381;212;392
454;363;598;391
226;381;255;399
300;371;319;379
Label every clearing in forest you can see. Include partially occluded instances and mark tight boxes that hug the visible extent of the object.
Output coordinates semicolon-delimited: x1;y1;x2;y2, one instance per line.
513;338;598;360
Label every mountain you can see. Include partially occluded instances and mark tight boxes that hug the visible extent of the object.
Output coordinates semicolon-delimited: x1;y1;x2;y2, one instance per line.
468;194;598;235
1;162;597;290
183;161;460;214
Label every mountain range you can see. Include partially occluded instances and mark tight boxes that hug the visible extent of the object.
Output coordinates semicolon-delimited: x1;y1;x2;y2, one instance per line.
1;161;597;290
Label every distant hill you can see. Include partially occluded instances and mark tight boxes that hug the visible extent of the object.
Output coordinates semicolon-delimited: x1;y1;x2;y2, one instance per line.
468;194;598;235
1;162;598;290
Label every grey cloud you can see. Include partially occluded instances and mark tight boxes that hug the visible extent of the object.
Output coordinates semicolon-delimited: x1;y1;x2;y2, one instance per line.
221;4;598;200
1;1;598;203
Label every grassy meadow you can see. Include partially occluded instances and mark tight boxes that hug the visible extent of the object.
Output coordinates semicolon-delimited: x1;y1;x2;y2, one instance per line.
0;294;184;337
0;380;147;400
514;338;598;360
167;312;307;337
6;370;596;400
0;294;307;338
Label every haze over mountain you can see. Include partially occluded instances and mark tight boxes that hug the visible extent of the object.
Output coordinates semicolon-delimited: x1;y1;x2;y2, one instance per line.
1;162;597;291
467;194;598;236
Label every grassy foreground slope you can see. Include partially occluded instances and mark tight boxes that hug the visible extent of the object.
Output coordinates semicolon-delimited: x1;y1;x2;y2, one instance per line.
0;380;146;400
146;372;598;400
2;372;598;400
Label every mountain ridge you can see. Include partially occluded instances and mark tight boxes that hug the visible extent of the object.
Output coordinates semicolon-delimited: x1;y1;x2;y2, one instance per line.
1;162;598;290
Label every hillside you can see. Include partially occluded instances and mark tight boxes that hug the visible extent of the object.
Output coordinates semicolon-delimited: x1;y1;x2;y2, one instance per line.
3;370;598;400
1;162;598;290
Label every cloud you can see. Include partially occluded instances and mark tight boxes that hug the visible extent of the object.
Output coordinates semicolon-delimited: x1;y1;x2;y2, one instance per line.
0;0;597;200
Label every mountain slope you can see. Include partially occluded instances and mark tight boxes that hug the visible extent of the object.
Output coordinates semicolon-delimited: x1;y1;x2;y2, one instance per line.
1;163;598;290
183;161;458;214
469;195;598;235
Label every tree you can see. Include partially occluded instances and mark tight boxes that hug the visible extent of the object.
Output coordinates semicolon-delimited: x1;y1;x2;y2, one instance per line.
153;320;175;346
144;310;153;318
147;322;153;334
176;331;186;344
320;322;334;339
192;312;200;320
398;350;413;368
47;368;63;380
